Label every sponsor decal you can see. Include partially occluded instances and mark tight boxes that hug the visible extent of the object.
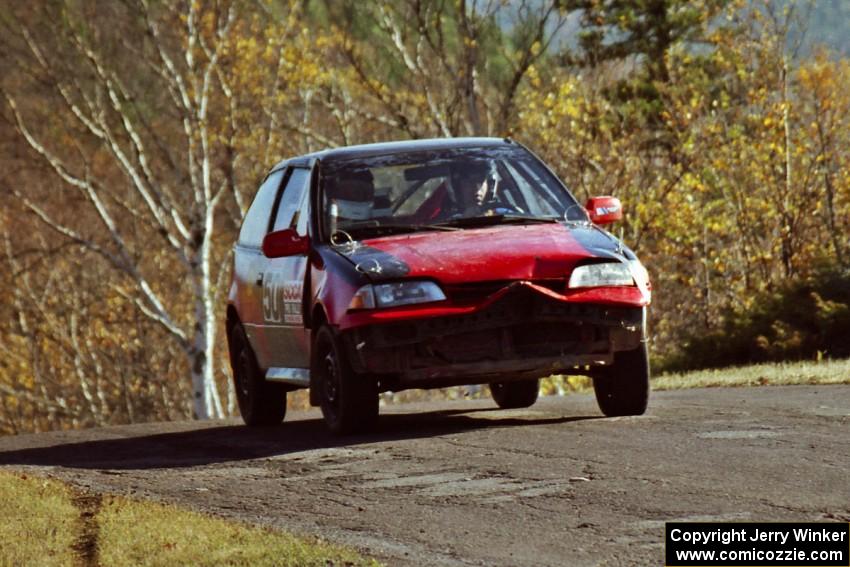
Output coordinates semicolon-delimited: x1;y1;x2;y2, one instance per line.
263;271;303;324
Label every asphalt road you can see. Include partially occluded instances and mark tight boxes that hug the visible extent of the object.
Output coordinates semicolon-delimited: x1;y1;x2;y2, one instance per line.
0;385;848;566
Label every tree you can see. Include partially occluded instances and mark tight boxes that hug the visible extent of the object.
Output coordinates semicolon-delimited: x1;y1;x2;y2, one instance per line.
0;1;334;419
325;0;573;138
566;0;730;121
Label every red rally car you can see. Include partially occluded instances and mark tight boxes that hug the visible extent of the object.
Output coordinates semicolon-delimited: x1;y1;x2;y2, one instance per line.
226;138;651;434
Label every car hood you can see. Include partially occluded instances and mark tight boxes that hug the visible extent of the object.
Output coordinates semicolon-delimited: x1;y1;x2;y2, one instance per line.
333;223;633;284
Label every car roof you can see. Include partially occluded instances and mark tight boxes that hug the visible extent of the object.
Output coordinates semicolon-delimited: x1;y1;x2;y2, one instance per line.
271;137;516;171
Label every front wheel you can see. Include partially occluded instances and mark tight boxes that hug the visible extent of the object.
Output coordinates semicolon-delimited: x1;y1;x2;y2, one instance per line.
230;323;287;426
592;343;650;417
490;379;540;409
313;325;379;435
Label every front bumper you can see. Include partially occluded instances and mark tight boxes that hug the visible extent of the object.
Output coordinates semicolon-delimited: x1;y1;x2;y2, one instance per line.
342;286;644;389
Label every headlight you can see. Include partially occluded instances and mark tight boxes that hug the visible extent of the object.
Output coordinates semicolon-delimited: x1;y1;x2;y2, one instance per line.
348;281;446;310
627;260;650;289
568;262;635;288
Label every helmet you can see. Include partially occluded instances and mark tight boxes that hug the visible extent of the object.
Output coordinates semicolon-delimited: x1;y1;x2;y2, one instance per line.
453;160;491;186
327;169;374;221
451;160;493;210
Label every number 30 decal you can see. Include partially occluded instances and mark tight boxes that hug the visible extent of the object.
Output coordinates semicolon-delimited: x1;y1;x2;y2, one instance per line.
262;271;303;324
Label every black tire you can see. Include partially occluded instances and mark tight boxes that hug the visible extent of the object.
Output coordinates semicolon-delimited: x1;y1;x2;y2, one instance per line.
230;323;287;426
592;343;650;417
313;325;379;435
490;379;540;409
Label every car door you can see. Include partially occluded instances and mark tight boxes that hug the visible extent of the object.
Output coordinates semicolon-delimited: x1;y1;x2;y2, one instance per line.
233;167;288;370
261;166;312;370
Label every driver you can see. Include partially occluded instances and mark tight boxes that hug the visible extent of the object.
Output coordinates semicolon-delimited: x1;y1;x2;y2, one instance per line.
450;161;493;216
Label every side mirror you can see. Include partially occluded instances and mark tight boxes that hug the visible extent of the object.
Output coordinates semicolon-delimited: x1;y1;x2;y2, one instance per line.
585;196;623;225
262;229;310;258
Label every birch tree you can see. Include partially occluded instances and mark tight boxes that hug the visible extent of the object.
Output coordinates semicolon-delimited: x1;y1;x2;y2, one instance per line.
0;1;250;419
0;210;183;433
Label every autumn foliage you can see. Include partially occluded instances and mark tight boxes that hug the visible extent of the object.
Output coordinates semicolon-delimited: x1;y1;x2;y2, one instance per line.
0;0;848;433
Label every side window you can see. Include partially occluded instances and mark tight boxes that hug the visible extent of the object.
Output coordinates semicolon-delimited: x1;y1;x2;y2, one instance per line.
238;169;285;247
272;168;311;235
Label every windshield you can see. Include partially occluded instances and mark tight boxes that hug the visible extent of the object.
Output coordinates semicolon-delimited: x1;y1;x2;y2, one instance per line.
320;145;586;241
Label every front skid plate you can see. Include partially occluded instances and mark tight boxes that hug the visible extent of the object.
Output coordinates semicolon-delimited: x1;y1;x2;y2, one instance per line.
396;352;614;384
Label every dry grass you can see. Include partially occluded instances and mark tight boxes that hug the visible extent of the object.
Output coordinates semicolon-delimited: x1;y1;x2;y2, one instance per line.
0;471;79;567
539;357;850;396
651;357;850;390
0;471;378;567
97;496;378;567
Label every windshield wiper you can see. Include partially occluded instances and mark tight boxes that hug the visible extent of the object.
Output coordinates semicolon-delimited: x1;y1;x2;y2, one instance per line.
344;222;459;238
435;214;560;228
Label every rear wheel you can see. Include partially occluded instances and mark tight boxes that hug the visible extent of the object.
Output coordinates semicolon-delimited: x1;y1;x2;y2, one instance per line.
313;325;379;435
592;343;650;417
230;323;287;426
490;379;540;409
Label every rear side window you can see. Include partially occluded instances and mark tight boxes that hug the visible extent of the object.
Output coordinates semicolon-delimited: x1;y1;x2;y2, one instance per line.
238;169;285;247
271;168;311;234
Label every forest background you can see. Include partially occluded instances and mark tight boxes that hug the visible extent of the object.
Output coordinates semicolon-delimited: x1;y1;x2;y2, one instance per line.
1;0;848;432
